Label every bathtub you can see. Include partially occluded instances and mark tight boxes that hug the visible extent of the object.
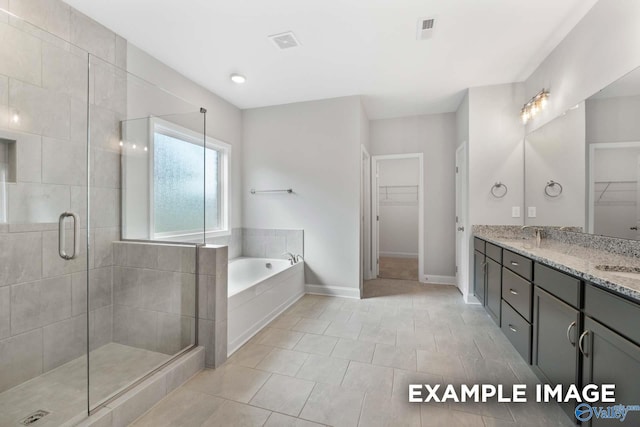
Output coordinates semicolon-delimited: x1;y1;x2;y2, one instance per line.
227;258;305;355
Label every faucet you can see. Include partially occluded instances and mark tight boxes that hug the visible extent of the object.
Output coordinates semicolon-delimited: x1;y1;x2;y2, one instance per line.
295;254;304;263
282;252;296;265
521;226;542;247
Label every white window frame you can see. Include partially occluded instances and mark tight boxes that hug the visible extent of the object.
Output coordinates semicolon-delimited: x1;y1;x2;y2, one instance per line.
149;117;231;240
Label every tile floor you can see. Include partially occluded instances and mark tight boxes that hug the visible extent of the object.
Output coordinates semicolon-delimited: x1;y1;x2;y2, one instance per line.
0;343;170;427
378;258;419;281
133;279;574;427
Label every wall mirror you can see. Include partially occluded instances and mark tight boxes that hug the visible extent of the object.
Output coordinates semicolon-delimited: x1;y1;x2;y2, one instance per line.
524;66;640;240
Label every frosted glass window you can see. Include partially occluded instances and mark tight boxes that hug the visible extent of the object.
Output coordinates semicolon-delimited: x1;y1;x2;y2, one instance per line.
153;132;223;236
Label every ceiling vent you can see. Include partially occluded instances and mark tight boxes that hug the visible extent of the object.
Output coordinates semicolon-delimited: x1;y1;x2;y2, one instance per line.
268;31;301;50
417;17;436;40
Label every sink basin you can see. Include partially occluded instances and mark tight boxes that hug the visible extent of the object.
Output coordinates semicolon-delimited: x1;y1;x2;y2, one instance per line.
596;265;640;279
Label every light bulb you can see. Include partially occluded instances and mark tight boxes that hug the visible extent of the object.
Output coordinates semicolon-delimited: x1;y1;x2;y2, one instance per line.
230;73;246;84
119;140;124;147
144;146;148;151
132;144;137;149
11;111;20;124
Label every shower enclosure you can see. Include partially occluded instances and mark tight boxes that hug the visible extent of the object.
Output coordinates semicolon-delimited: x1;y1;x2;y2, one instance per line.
0;8;207;425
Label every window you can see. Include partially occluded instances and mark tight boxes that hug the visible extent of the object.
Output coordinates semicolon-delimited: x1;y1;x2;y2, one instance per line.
150;118;230;239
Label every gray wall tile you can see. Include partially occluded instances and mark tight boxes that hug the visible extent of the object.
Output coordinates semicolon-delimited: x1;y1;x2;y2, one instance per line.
8;183;69;224
14;131;42;183
0;329;42;393
42;41;86;100
42;137;86;186
9;78;70;138
70;9;115;64
8;0;71;41
42;228;89;277
94;227;118;268
90;305;113;351
0;22;42;86
90;187;120;228
0;286;9;339
43;313;86;371
108;372;166;427
0;231;42;286
112;304;157;352
11;275;71;335
91;147;120;189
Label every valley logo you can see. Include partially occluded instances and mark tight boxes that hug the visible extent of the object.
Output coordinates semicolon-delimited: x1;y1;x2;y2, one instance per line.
574;403;640;423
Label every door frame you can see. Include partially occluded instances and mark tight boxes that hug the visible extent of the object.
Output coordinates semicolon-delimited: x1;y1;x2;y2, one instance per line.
360;145;373;297
372;153;425;283
588;141;640;234
455;142;471;301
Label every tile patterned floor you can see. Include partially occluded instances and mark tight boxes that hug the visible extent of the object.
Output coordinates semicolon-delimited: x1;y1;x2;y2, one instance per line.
133;279;575;427
0;343;170;426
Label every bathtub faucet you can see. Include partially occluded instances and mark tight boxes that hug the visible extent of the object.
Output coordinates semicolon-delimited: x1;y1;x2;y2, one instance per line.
295;254;304;263
283;252;296;265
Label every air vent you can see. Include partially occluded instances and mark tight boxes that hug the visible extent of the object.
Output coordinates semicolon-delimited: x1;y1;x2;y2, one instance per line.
268;31;301;50
417;17;436;40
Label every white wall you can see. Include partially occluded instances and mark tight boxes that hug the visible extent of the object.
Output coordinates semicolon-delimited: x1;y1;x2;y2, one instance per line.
126;44;244;230
378;158;419;257
525;0;640;132
242;96;363;292
468;83;526;226
370;113;456;277
525;103;586;227
586;95;640;143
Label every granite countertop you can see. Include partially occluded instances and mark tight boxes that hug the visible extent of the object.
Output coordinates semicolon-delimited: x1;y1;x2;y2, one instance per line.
474;233;640;303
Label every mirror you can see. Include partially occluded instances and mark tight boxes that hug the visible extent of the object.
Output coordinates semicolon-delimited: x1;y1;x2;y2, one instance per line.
524;66;640;240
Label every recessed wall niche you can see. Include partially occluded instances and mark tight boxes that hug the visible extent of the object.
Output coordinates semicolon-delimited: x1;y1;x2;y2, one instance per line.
0;137;17;183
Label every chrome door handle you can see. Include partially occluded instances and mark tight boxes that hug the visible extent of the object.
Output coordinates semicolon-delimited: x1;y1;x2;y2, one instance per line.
508;325;517;333
58;212;79;260
578;330;589;357
510;261;519;266
509;289;518;295
457;226;465;231
566;321;576;347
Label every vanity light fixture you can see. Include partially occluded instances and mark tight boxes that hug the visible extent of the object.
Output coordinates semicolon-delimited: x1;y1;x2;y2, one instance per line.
230;73;246;84
521;89;550;124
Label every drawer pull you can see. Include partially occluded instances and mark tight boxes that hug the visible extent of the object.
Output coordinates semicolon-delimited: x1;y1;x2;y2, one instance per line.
566;321;576;347
509;289;518;295
510;261;519;266
508;325;517;333
578;330;590;357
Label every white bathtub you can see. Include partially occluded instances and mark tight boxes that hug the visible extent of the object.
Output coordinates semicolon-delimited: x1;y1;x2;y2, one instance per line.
227;258;305;355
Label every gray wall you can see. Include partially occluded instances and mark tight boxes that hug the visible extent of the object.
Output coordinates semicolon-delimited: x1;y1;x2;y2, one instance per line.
242;96;363;292
370;113;457;278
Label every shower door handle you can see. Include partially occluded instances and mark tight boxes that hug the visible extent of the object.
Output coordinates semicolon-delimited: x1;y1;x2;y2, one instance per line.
58;212;79;260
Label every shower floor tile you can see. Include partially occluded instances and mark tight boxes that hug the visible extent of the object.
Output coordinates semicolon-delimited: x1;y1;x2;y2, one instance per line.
0;343;171;426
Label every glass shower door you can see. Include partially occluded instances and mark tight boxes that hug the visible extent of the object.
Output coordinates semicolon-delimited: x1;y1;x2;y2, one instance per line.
0;8;90;425
88;55;203;412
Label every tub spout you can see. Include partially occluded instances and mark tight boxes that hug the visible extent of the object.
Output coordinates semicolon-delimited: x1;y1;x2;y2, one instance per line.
282;252;296;265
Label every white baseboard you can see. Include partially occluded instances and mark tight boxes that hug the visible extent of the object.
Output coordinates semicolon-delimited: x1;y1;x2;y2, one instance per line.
305;284;361;299
379;251;419;259
421;274;456;285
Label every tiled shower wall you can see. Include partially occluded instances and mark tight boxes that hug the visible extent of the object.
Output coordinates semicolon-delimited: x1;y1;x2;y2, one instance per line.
0;3;124;393
113;241;228;368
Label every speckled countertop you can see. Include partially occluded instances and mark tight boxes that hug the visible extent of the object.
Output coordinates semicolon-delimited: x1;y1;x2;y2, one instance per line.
474;233;640;303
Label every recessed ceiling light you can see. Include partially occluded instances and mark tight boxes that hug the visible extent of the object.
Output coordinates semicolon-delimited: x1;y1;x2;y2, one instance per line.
230;73;246;84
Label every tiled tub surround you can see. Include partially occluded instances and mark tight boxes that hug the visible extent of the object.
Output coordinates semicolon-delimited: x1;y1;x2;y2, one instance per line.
113;241;228;369
206;228;304;261
228;258;305;355
473;228;640;302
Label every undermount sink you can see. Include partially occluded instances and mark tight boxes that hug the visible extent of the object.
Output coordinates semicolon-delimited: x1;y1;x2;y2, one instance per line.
596;265;640;279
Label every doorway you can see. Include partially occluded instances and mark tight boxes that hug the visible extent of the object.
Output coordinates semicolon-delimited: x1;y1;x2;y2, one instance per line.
455;142;470;300
372;154;424;282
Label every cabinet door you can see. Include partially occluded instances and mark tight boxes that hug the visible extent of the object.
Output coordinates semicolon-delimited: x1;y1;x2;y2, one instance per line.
474;250;486;305
485;258;501;324
532;287;579;385
581;317;640;427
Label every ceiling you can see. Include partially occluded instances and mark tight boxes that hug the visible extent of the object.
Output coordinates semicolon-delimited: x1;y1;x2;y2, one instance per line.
64;0;598;119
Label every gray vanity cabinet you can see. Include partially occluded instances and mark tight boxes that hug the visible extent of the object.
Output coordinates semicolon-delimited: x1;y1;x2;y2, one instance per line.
581;317;640;426
532;287;580;408
486;258;501;324
474;250;486;305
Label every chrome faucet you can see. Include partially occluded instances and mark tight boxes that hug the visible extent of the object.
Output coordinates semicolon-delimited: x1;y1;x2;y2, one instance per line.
521;226;542;247
295;254;304;263
283;252;296;265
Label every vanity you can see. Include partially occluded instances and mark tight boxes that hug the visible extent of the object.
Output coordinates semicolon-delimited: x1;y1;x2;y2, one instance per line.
473;233;640;425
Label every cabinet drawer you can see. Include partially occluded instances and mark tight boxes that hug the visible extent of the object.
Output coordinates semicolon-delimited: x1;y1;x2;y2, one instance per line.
501;300;532;364
502;267;532;321
534;263;580;308
486;242;502;263
503;250;532;280
474;238;486;253
584;284;640;346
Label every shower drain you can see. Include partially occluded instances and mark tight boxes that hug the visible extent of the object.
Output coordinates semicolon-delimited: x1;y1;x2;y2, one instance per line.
19;410;50;425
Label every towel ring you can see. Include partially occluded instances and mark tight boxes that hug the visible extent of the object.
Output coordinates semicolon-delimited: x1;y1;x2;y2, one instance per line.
545;180;563;197
491;182;508;198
